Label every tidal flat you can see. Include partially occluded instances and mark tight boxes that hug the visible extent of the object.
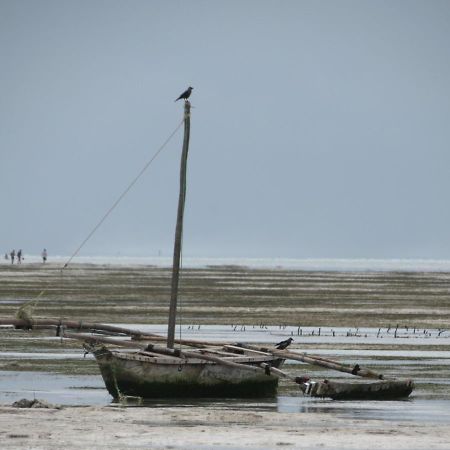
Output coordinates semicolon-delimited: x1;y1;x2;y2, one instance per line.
1;262;450;327
0;262;450;449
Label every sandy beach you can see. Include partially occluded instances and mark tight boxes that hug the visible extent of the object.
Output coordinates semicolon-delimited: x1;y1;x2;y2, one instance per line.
2;403;450;450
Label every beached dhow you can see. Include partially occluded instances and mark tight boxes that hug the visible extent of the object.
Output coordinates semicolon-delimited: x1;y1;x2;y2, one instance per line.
87;99;286;399
2;94;414;402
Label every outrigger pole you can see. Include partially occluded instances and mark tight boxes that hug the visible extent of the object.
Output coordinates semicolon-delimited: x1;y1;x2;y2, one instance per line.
167;100;191;349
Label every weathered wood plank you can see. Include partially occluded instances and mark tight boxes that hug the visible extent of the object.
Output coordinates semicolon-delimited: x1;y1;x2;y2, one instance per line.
238;343;384;379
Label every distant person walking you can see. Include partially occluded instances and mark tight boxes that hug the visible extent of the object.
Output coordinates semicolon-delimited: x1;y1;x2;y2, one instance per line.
10;249;15;264
4;253;9;260
41;248;47;263
17;249;22;264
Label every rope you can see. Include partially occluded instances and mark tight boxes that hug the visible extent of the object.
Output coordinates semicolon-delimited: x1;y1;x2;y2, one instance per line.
30;117;185;303
62;118;185;269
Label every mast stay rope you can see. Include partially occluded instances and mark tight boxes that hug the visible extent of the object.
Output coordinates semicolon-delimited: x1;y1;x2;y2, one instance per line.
28;117;185;307
62;117;185;269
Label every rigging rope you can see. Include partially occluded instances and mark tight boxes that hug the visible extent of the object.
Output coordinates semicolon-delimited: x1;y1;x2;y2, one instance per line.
29;117;184;305
62;117;184;269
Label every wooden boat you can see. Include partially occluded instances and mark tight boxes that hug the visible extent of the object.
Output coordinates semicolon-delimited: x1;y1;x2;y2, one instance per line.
89;99;285;399
3;316;415;400
238;344;414;401
301;378;414;400
3;97;414;402
91;345;284;399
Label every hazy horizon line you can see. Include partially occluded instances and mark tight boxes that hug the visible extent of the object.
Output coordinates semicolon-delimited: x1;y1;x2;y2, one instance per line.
3;255;450;272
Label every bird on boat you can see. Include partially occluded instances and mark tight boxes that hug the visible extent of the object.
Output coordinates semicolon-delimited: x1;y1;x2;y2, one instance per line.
175;86;193;102
275;337;293;350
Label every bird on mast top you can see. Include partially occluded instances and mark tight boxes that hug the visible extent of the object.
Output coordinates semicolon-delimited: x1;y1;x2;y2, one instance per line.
175;86;193;102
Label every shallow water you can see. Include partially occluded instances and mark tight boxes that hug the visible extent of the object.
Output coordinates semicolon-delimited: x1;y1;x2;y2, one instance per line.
277;396;450;423
114;324;450;345
1;370;449;425
0;370;109;405
1;323;449;429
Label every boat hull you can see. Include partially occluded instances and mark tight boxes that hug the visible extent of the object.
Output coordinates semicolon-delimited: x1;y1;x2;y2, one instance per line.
304;379;414;400
94;347;284;399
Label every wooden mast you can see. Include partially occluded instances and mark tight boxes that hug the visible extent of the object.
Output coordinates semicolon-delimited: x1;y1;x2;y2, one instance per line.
167;100;191;348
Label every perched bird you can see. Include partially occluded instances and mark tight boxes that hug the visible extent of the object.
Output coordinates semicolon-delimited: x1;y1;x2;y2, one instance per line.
275;337;293;350
175;86;193;102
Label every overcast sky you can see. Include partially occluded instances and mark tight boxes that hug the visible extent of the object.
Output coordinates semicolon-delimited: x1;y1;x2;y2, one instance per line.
1;0;450;259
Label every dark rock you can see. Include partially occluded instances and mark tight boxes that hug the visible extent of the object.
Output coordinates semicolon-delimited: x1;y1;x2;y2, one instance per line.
12;398;60;409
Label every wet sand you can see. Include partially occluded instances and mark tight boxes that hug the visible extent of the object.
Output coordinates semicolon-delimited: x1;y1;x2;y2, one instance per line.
2;404;450;449
1;261;450;328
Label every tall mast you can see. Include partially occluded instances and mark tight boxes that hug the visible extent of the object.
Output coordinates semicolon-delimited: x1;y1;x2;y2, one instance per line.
167;100;191;349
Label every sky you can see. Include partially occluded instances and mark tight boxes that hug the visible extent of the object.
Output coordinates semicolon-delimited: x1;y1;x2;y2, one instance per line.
1;0;450;259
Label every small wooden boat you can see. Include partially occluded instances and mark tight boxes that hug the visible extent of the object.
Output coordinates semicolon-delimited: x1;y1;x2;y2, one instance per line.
3;97;415;402
92;345;284;398
237;344;415;401
301;378;414;400
89;99;284;399
4;317;415;400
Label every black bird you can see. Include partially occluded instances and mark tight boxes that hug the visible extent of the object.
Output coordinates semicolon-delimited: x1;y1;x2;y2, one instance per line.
275;337;293;350
175;86;193;102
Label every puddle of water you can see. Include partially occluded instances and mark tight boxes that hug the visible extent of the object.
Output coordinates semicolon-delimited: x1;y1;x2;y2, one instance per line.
0;371;110;406
276;396;450;423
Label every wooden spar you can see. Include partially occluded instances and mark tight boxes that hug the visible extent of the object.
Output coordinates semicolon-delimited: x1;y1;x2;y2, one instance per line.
167;100;191;349
293;352;382;377
237;343;384;380
64;331;300;381
4;317;381;379
0;318;142;334
2;318;156;338
64;331;145;349
2;317;221;347
0;318;389;378
3;317;386;380
1;317;223;348
131;335;216;348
